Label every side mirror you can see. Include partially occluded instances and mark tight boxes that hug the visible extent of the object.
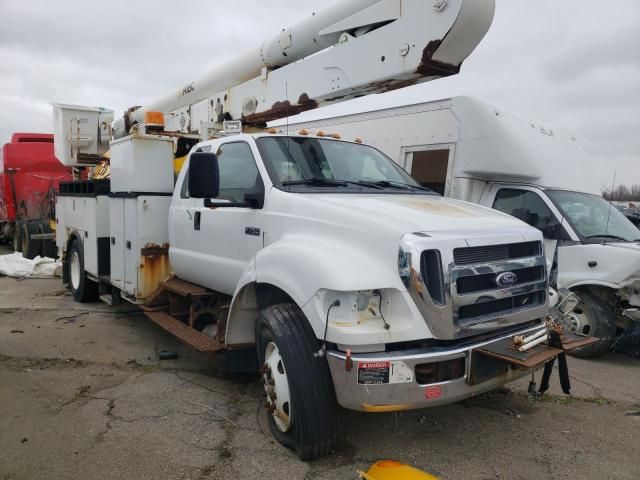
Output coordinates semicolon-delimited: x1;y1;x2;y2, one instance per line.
188;152;219;199
541;223;557;237
542;222;571;241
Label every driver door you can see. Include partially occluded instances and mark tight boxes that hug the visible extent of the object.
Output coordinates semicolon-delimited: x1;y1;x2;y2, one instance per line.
183;140;264;295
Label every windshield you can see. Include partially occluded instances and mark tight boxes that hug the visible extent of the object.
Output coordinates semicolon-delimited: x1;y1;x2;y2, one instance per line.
256;136;433;194
547;190;640;242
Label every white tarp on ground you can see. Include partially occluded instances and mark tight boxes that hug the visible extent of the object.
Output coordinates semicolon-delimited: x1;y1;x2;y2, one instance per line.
0;253;62;278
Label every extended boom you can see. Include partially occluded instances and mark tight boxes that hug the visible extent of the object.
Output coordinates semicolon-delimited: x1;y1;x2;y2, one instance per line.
113;0;495;138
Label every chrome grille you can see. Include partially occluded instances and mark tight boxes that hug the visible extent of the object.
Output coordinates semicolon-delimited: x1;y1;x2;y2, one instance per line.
399;234;548;340
451;240;547;326
458;290;546;321
420;250;445;305
456;265;545;295
453;241;541;265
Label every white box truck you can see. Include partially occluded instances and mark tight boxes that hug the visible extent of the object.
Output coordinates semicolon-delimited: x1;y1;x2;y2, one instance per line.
282;96;640;357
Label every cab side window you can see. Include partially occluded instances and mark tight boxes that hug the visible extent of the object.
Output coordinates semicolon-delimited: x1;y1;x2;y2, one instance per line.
493;189;564;238
216;142;260;203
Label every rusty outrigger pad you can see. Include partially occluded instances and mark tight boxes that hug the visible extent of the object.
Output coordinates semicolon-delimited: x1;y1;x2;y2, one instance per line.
559;333;601;351
159;277;210;297
145;310;224;353
475;332;599;369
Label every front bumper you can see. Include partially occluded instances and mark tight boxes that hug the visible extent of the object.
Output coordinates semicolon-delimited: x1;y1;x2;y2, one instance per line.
327;324;542;412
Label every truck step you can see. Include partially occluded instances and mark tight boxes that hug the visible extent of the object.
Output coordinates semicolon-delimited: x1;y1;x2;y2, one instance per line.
159;278;210;297
144;310;224;353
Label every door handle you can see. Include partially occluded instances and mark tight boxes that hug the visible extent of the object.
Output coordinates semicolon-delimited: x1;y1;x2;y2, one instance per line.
194;211;201;231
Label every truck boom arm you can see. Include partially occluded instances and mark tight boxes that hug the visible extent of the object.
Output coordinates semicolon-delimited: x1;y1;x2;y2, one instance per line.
113;0;494;138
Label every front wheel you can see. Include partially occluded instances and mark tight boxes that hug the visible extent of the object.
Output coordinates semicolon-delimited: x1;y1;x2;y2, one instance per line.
256;303;338;460
566;291;616;358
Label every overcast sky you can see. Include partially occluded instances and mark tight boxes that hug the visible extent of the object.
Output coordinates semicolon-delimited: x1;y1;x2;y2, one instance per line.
1;0;638;191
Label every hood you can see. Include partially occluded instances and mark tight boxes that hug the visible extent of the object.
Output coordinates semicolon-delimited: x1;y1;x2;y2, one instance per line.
288;193;535;237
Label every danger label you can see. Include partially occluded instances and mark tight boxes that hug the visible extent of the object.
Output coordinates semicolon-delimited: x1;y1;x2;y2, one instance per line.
358;362;390;385
357;361;414;385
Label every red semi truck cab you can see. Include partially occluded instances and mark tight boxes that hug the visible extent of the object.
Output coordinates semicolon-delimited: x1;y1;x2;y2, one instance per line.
0;133;72;257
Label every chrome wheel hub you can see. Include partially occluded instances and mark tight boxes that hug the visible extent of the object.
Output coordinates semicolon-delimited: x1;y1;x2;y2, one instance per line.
565;307;593;336
261;342;291;432
70;251;81;290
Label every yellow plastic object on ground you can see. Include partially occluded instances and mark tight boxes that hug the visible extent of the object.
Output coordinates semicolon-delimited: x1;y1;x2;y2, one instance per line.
359;460;440;480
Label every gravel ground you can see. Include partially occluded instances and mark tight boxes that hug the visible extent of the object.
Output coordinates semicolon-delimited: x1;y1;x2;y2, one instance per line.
1;246;639;479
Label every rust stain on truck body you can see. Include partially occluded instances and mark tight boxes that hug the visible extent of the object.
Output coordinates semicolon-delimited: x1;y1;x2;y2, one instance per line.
138;243;171;299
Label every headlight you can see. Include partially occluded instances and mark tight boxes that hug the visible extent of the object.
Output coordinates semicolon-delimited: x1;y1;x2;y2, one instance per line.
319;290;386;327
309;288;414;334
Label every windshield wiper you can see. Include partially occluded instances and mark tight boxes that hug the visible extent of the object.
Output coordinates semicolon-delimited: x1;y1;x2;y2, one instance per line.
585;234;630;242
361;180;433;192
282;178;383;189
282;178;346;187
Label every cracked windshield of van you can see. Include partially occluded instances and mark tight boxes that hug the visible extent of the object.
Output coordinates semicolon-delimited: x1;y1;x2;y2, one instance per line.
547;190;640;243
256;136;435;194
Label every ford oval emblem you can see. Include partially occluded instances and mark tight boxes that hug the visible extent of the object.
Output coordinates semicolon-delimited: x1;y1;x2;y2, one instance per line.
496;272;518;288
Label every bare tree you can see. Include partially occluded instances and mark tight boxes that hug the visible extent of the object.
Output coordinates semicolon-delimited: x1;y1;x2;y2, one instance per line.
602;184;640;201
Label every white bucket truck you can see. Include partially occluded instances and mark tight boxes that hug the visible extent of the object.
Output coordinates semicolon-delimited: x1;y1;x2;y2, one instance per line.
282;96;640;357
52;1;590;459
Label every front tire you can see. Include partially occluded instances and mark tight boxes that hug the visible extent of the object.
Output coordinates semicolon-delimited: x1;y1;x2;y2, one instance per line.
566;291;616;358
67;238;99;302
256;303;338;460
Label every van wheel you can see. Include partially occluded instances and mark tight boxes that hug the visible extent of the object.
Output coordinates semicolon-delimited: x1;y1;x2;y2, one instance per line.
566;291;616;358
68;238;98;302
21;222;41;259
256;303;338;460
13;222;23;252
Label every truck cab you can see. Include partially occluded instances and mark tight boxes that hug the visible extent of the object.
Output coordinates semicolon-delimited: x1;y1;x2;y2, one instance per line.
479;183;640;356
446;97;640;357
170;133;549;349
0;133;72;257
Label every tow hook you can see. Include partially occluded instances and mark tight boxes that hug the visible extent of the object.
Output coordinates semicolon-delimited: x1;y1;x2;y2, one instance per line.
345;348;353;371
